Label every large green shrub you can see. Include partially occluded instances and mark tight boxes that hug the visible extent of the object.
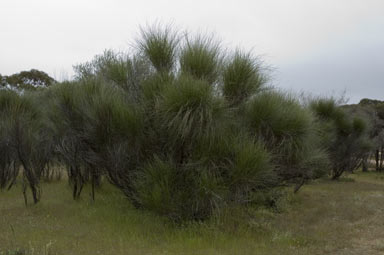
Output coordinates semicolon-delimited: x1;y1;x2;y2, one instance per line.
64;25;332;219
1;24;372;221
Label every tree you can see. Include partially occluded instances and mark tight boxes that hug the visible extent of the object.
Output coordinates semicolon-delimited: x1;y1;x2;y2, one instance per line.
0;69;55;92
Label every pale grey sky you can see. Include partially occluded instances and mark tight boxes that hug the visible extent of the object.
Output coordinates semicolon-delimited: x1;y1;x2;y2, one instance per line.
1;0;383;103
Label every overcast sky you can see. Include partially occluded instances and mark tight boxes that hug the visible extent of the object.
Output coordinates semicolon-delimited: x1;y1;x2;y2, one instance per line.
1;0;383;103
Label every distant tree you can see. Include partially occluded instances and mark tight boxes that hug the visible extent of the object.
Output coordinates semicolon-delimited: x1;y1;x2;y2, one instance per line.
1;69;55;92
359;98;384;107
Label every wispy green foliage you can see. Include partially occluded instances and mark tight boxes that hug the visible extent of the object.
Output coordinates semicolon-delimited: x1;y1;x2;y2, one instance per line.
0;91;20;190
73;50;151;103
245;91;312;144
311;98;372;179
244;91;327;189
226;137;274;195
134;152;230;221
137;24;179;73
45;79;144;200
0;90;51;204
158;75;224;146
310;98;338;120
222;51;265;105
180;35;221;84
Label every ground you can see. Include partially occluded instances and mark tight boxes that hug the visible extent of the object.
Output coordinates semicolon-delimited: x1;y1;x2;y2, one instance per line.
1;171;384;255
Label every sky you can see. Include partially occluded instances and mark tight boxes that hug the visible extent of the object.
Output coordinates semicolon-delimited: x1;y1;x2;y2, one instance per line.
1;0;383;103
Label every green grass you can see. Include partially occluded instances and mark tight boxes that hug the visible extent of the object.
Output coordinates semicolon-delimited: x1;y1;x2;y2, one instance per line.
1;171;384;255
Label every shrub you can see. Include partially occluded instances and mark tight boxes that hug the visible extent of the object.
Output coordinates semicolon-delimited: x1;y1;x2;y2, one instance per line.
311;98;372;179
2;24;370;221
244;91;327;190
0;90;50;204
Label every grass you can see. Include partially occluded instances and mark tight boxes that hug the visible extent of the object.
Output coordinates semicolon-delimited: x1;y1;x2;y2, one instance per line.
1;171;384;255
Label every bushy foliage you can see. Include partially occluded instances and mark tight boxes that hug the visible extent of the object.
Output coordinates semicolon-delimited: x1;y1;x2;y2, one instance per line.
0;24;372;220
43;79;143;200
354;99;384;171
73;50;150;102
244;91;329;190
136;24;179;74
0;90;51;204
180;36;221;84
311;99;372;179
222;51;265;105
0;91;19;190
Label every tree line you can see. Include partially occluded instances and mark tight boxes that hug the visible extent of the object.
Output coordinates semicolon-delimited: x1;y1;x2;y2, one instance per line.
0;25;378;221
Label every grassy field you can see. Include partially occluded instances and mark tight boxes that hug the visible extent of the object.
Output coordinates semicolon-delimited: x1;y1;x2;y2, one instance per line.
1;171;384;255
